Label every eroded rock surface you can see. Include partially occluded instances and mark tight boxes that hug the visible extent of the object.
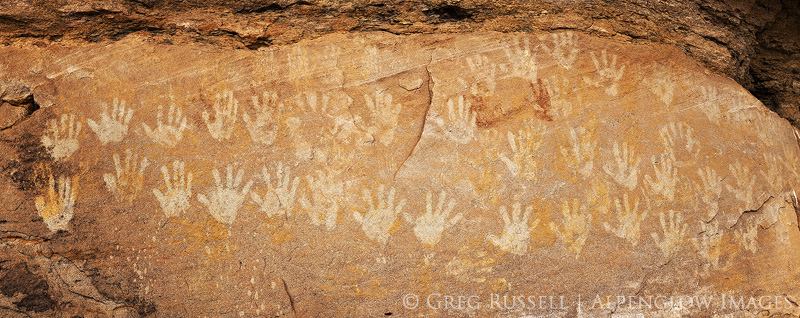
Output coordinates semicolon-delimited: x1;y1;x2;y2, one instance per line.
1;31;800;317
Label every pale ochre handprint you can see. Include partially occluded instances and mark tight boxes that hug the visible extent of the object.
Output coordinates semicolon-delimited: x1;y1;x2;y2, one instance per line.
647;65;676;106
434;95;477;144
41;114;82;161
363;90;401;145
693;220;724;273
300;170;344;230
550;200;592;257
242;91;281;146
559;125;597;178
695;167;722;220
87;98;133;144
35;174;77;232
141;104;188;148
602;193;648;246
203;90;239;141
734;221;758;253
603;141;640;189
644;152;678;201
725;161;755;204
405;190;463;247
699;86;722;124
659;121;698;159
487;202;538;255
152;160;193;218
501;37;537;81
197;165;253;225
103;149;150;202
501;128;542;181
650;210;688;258
540;32;579;70
251;162;300;217
582;49;625;96
353;185;406;244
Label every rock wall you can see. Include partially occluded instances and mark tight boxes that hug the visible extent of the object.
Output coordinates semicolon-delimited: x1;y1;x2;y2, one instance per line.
1;30;800;316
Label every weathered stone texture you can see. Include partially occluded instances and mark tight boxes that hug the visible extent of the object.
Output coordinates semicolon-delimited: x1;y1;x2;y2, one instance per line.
1;31;799;316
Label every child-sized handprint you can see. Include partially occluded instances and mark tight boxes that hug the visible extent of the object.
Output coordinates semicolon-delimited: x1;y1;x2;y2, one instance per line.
603;193;648;246
501;129;542;181
36;174;77;232
153;160;193;218
487;202;538;255
644;153;678;201
354;185;406;244
197;165;253;225
650;210;689;258
88;98;133;144
405;190;463;247
550;200;592;257
603;141;640;190
41;114;82;161
103;149;150;202
142;104;188;148
251;162;300;217
434;95;477;144
203;90;239;141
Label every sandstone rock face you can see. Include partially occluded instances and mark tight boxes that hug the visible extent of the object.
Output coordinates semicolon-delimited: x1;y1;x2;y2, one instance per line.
1;32;800;317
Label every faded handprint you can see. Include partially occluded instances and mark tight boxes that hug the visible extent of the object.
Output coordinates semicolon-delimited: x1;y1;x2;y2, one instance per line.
530;79;553;121
694;220;724;271
501;129;542;181
41;114;82;161
87;98;133;144
465;55;498;94
650;210;688;258
487;202;538;255
35;174;77;232
560;125;597;177
251;162;300;218
434;95;477;144
659;122;698;159
300;170;344;230
550;200;592;256
197;165;253;225
353;185;406;244
502;37;537;81
734;221;758;253
603;141;640;189
699;86;722;124
760;153;785;191
364;90;402;145
243;91;281;146
405;190;463;247
152;160;193;218
141;104;188;148
603;193;648;246
582;50;625;96
647;66;676;106
725;161;755;204
644;153;678;201
695;167;722;220
203;90;239;141
103;149;150;202
540;32;579;70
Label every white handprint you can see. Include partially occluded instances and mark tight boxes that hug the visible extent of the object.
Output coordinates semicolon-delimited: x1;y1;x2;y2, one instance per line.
698;86;722;124
353;185;406;244
603;193;648;246
141;104;188;148
251;162;300;217
487;202;538;255
103;149;150;202
582;49;625;96
197;165;253;225
603;141;640;189
650;210;688;258
694;220;723;272
152;160;193;218
87;98;133;144
540;32;579;70
405;190;463;247
35;174;77;232
647;66;676;106
434;95;477;144
501;37;537;81
300;170;343;229
644;152;678;201
41;114;82;161
725;161;755;204
363;90;402;145
550;200;592;257
695;167;722;220
243;91;281;145
659;121;698;158
203;90;239;141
